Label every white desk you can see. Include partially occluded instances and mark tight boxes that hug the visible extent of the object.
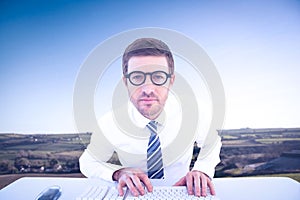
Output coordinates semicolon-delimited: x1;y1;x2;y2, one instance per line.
0;176;299;200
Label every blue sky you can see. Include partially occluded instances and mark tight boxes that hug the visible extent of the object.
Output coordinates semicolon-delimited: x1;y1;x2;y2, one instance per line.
0;0;299;133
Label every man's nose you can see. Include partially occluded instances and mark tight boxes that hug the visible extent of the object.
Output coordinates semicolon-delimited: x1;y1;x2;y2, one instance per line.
144;74;153;85
141;76;155;94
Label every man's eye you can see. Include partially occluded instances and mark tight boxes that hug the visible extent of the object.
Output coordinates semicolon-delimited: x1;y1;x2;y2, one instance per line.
153;75;164;80
152;72;166;82
132;75;144;81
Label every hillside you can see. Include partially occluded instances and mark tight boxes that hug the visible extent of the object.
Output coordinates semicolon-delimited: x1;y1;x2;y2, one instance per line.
0;128;299;186
214;128;300;177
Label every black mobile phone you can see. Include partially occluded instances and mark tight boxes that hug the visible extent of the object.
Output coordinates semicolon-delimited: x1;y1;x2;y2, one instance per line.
35;185;62;200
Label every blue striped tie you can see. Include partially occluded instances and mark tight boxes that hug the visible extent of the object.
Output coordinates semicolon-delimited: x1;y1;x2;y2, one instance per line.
147;121;164;179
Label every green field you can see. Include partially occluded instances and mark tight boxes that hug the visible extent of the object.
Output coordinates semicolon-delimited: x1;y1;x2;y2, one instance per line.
255;138;300;144
0;128;299;188
0;133;91;175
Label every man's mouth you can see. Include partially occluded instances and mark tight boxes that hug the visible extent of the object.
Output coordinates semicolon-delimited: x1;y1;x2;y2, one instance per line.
139;98;158;103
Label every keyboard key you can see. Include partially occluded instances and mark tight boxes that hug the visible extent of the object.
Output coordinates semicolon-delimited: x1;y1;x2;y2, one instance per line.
104;187;123;200
76;185;220;200
124;186;219;200
76;185;109;200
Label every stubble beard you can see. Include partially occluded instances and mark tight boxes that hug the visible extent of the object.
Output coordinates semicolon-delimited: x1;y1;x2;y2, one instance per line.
138;103;163;120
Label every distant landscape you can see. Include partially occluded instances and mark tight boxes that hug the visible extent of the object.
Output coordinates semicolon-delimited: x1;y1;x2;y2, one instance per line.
214;128;300;179
0;128;299;189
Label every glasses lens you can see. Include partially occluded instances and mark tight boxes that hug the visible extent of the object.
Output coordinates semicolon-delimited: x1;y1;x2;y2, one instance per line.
152;71;167;85
129;72;145;85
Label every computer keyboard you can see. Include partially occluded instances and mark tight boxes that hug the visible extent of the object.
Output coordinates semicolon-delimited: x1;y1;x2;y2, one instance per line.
76;185;111;200
76;185;220;200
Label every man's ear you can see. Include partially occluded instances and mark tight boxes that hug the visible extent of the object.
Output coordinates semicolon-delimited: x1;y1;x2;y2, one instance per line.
169;74;175;86
123;76;128;86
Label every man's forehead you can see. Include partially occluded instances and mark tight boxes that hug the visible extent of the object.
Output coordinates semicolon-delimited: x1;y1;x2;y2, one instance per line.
127;56;169;72
127;64;169;72
128;56;167;66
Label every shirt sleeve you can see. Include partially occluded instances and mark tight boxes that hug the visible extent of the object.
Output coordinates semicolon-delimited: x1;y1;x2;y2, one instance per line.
79;149;122;181
192;134;222;179
79;128;123;181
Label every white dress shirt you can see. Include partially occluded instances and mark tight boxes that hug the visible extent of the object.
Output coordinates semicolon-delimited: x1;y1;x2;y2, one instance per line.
79;96;222;184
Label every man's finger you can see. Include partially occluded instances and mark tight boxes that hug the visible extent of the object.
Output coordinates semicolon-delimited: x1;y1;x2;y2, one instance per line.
200;173;208;196
173;176;186;186
139;174;153;193
207;178;216;195
193;172;201;197
186;172;193;195
117;181;125;196
131;175;146;195
124;176;139;197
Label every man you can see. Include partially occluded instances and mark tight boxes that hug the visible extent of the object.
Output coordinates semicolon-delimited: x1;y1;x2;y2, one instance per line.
79;38;222;197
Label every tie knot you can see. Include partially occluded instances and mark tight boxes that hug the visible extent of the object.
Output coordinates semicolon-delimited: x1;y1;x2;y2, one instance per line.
147;121;157;133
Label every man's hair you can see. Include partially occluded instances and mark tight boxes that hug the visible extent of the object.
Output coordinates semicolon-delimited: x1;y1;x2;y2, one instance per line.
122;38;174;75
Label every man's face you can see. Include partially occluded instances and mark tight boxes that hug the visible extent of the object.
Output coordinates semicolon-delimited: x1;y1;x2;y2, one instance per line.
123;56;175;120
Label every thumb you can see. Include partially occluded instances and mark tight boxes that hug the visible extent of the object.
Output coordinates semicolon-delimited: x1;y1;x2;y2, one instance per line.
117;182;125;196
173;176;186;186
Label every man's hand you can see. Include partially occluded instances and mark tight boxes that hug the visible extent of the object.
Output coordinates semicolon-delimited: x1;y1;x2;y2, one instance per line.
173;170;216;197
113;168;153;197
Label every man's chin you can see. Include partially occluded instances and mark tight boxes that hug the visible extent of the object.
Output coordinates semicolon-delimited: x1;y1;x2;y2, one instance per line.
139;107;161;120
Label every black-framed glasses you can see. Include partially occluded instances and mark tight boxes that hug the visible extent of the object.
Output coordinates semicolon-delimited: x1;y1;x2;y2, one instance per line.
125;71;172;86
